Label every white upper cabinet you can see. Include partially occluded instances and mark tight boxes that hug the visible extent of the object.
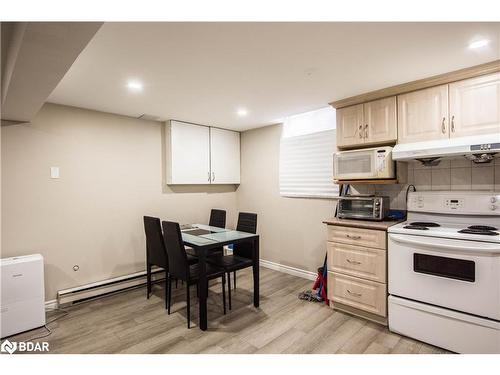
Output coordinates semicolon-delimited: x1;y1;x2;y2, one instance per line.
397;85;449;144
364;97;397;145
166;121;240;185
449;73;500;138
167;120;211;184
337;98;397;148
209;127;240;184
336;104;365;148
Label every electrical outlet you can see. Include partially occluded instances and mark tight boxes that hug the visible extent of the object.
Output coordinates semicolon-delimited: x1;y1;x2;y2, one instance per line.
50;167;60;179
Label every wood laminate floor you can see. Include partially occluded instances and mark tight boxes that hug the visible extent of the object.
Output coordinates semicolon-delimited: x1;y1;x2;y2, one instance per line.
6;267;449;354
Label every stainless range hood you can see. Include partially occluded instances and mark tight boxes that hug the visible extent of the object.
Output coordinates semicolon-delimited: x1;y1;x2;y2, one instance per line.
392;133;500;165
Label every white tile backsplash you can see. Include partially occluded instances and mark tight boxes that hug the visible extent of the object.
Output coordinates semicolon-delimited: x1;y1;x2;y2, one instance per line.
350;157;500;211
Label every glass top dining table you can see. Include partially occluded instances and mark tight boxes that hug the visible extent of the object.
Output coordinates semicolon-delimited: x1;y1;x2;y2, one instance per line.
180;223;257;246
179;223;260;331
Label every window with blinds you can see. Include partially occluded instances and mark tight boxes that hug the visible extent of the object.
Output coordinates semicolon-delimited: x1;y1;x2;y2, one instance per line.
279;107;338;198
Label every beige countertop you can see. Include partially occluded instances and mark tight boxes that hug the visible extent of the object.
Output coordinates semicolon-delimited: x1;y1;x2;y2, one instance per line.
322;217;404;231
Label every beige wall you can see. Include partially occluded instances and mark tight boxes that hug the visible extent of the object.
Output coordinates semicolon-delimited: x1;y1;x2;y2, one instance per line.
237;124;336;275
1;103;237;300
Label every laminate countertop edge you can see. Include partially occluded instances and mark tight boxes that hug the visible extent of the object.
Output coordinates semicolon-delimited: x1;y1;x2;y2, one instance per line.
322;217;404;231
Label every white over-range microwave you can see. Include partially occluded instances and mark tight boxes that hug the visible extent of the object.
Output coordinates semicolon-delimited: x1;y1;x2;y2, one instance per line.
333;146;395;181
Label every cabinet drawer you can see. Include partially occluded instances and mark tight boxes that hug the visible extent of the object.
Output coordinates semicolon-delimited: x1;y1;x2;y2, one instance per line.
327;242;386;283
328;272;387;317
327;225;386;250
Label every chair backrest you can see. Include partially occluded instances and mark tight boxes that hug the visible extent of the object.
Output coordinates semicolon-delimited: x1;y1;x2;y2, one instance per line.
209;209;226;228
143;216;167;268
161;220;188;280
234;212;258;259
236;212;257;234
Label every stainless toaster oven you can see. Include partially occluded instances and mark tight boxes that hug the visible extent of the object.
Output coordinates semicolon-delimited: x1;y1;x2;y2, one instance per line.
337;195;390;221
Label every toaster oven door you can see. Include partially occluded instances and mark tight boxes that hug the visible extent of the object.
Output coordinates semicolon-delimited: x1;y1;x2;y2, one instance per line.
338;199;376;220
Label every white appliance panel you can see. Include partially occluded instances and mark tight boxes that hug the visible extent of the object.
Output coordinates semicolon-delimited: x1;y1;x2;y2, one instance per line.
1;254;46;338
388;233;500;320
389;296;500;354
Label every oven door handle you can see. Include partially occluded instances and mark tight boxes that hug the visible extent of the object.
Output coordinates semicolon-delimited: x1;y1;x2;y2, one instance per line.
389;234;500;254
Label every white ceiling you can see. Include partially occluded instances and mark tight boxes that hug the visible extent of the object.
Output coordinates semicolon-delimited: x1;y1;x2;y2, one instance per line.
48;22;500;131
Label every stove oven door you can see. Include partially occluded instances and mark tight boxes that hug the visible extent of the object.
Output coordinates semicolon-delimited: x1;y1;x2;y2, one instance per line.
388;233;500;320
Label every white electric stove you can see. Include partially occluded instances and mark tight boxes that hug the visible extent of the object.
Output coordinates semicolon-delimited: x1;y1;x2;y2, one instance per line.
387;191;500;354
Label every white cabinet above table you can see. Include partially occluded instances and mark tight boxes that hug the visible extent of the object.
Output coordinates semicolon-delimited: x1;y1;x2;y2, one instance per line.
165;120;240;185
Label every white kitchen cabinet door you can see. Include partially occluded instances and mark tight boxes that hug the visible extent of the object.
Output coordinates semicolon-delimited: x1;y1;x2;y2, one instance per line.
397;85;449;144
167;120;210;184
364;96;397;145
336;104;364;148
449;73;500;138
210;127;240;184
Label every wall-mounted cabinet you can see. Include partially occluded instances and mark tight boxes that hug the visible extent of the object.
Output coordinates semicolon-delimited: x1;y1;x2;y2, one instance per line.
337;97;397;149
398;72;500;144
397;85;449;144
448;73;500;138
165;120;240;185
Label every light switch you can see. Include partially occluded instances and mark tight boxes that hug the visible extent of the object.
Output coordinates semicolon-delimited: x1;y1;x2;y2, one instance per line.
50;167;60;179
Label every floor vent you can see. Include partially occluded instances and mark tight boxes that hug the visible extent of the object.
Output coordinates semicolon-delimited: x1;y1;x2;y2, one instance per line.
57;268;165;307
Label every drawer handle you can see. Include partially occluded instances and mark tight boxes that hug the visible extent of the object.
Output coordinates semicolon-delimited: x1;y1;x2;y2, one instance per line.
346;234;361;240
347;289;362;297
346;259;361;265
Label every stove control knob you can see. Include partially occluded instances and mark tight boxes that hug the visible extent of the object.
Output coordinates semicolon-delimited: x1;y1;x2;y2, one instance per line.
491;205;497;211
491;197;497;203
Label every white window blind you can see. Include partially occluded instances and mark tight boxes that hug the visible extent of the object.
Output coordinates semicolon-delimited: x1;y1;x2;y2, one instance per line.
279;107;338;198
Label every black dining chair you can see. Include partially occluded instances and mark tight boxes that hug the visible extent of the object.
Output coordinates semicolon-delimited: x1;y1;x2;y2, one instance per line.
206;212;257;310
209;209;226;228
144;216;197;308
162;220;227;328
186;208;227;257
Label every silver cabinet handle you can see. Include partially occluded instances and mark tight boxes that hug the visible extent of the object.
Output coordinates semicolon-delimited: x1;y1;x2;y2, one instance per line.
208;172;211;182
346;234;361;240
346;259;361;265
441;117;446;134
451;115;455;132
347;289;362;297
212;172;215;181
358;124;363;139
364;124;368;139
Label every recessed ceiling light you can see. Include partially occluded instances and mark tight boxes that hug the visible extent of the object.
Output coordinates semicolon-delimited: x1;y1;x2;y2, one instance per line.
237;108;248;117
468;39;490;50
127;80;143;92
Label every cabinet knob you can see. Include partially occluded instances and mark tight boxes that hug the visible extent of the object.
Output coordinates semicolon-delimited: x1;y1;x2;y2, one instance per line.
451;115;455;132
359;124;363;139
441;117;446;134
364;124;368;139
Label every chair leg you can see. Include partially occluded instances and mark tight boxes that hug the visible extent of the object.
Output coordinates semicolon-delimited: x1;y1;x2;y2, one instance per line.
186;283;191;329
167;275;172;314
222;274;227;315
227;272;232;310
146;263;151;299
233;271;237;289
165;272;169;310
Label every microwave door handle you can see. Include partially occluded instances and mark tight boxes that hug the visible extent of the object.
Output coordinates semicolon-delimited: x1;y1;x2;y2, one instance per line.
390;234;500;254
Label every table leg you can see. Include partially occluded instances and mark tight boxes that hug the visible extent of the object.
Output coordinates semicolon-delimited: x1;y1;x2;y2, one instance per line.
198;247;208;331
253;236;260;307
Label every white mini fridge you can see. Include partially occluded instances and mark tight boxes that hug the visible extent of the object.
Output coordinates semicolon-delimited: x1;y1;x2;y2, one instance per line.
1;254;46;338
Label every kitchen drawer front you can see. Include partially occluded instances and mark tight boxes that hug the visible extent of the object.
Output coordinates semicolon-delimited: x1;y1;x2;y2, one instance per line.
327;225;386;250
328;272;387;317
327;242;386;283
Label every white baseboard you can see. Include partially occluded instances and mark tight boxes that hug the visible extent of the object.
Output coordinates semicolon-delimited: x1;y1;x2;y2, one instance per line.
45;299;58;310
260;259;317;281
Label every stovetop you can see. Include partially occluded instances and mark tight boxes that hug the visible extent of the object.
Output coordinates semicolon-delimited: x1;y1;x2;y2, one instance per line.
390;220;500;243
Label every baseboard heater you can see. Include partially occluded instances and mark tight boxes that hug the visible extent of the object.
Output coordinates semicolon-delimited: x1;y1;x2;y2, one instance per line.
57;267;166;306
